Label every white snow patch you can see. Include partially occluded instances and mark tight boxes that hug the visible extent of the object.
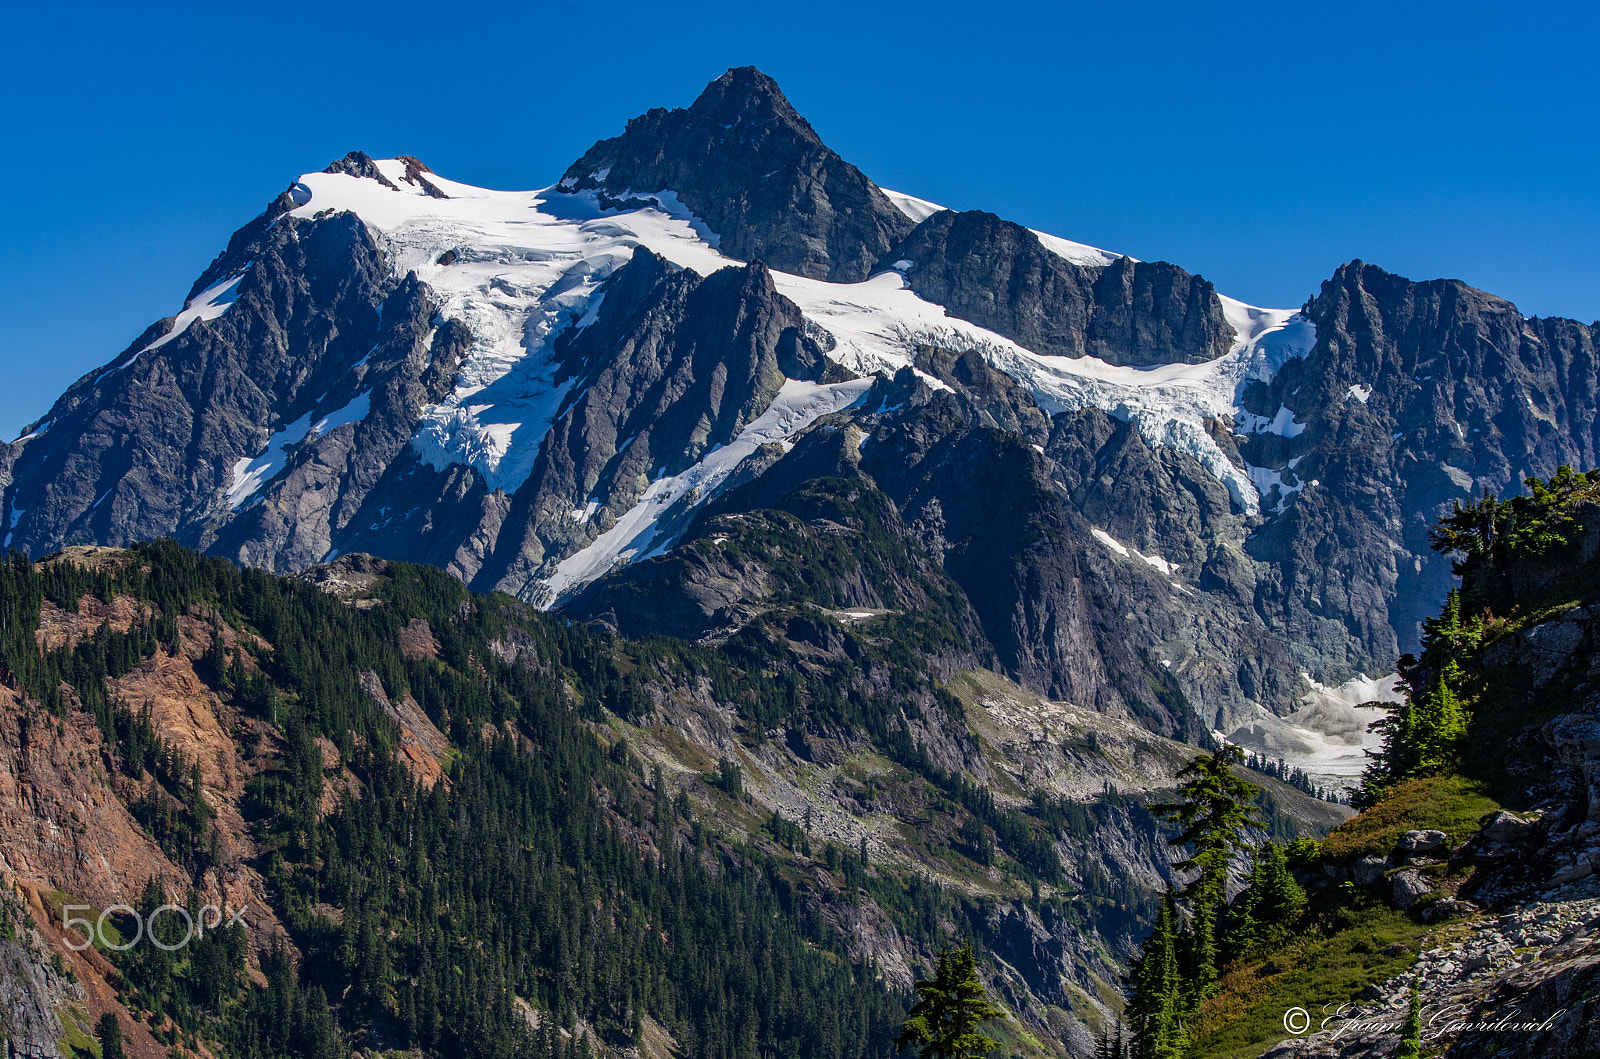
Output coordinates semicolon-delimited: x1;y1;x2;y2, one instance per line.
1090;527;1129;557
14;420;49;445
880;189;945;224
225;392;372;509
1246;463;1309;515
570;499;600;523
1092;527;1179;576
99;267;250;382
1031;230;1124;268
541;378;872;604
3;504;23;549
879;187;1123;266
1141;552;1178;576
1237;403;1307;438
1348;384;1372;404
311;391;371;436
227;410;311;509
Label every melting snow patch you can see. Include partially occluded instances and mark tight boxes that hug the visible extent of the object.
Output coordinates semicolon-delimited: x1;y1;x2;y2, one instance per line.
1141;552;1178;576
225;393;372;509
1093;527;1179;576
1246;463;1308;515
1347;384;1372;404
1237;404;1307;437
228;410;313;508
98;266;251;383
3;505;23;549
570;499;600;523
1091;528;1130;557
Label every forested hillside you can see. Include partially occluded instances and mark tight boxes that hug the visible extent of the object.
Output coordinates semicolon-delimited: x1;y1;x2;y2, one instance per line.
0;539;1343;1059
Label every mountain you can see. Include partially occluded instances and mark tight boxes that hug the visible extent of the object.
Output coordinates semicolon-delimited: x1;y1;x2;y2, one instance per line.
5;72;1595;779
0;542;1344;1059
4;63;1595;1059
1171;479;1600;1059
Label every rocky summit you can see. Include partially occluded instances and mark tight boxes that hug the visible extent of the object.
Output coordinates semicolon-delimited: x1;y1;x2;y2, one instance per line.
0;65;1597;1059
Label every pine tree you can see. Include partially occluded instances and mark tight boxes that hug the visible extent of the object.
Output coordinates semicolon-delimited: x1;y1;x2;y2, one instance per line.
894;943;1005;1059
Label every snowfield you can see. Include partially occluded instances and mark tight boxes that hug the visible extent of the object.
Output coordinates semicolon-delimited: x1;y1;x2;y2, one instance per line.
279;159;1318;601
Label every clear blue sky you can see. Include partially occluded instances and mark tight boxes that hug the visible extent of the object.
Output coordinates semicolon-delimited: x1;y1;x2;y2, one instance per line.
2;0;1596;440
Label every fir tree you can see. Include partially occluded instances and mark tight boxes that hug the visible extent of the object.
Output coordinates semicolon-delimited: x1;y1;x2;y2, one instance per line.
894;944;1004;1059
97;1013;126;1059
1146;744;1262;999
1127;893;1187;1059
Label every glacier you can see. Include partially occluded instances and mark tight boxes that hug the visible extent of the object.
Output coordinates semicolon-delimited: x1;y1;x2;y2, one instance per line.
284;159;1318;600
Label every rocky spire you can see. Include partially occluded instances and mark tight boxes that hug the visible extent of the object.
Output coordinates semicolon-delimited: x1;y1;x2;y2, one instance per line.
557;66;915;282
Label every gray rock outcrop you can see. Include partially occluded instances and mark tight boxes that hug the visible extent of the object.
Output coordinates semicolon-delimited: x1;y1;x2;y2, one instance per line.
557;67;915;283
891;209;1234;366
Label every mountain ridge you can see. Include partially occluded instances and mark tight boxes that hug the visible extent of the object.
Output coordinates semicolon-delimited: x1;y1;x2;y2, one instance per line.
0;66;1595;779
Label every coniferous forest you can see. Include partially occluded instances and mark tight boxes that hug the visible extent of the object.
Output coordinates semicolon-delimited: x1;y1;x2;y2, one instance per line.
0;542;908;1059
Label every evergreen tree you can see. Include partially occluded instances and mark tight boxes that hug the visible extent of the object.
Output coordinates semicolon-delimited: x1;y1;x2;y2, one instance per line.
1146;744;1261;1000
1359;657;1470;805
1127;894;1186;1059
894;944;1004;1059
1218;841;1305;963
97;1013;126;1059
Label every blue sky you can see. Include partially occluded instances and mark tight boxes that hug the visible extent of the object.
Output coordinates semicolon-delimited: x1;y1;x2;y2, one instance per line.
1;0;1595;440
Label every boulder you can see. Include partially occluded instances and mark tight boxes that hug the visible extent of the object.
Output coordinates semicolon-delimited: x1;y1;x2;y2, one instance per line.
1391;869;1434;908
1351;853;1389;884
1396;829;1447;852
1482;810;1537;842
1418;898;1479;923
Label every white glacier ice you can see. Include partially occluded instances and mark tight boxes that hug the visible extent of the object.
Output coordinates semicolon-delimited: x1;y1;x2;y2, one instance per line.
284;161;1318;598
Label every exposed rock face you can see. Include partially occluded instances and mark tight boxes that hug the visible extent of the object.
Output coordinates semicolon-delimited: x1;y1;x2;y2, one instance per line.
0;209;402;560
571;350;1315;735
0;683;184;908
557;67;915;282
0;930;80;1059
468;252;841;602
891;210;1234;366
4;70;1600;758
1240;261;1600;663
